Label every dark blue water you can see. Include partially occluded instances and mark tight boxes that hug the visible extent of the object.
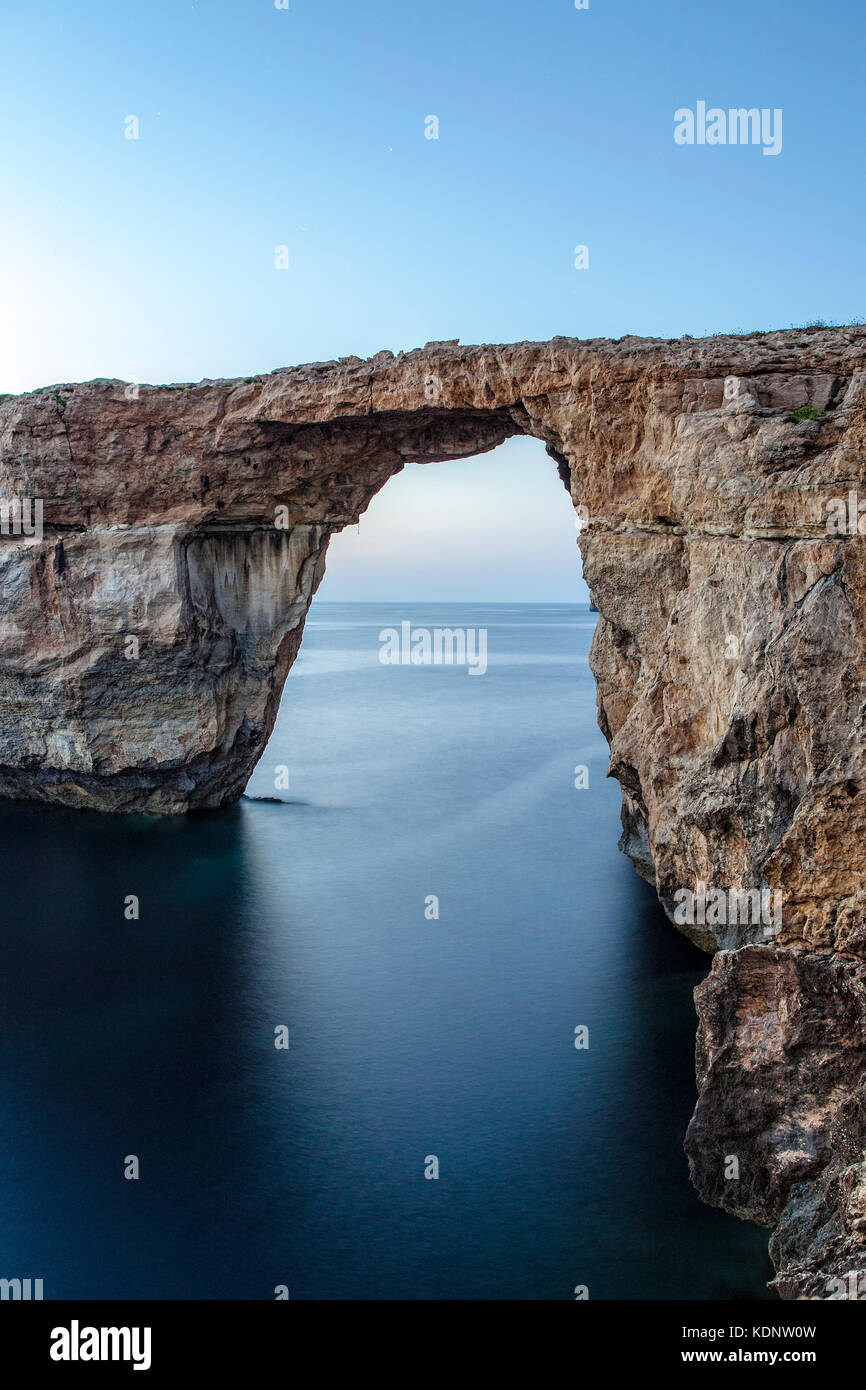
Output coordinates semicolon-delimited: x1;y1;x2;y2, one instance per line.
0;603;772;1299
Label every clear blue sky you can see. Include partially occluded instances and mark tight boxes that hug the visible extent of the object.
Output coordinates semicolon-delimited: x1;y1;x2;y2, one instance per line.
1;0;862;598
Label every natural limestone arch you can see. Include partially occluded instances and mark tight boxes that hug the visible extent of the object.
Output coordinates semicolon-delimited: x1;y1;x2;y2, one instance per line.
2;326;866;1295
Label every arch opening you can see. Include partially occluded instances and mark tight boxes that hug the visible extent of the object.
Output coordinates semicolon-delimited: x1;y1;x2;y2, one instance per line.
239;439;773;1301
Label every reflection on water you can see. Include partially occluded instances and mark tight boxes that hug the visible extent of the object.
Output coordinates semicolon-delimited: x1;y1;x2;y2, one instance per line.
0;603;772;1299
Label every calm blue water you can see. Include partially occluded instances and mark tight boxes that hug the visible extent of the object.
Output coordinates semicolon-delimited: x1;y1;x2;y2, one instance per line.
0;602;772;1299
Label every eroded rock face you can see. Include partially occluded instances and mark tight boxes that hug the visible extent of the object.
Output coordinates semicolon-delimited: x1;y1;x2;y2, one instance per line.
2;326;866;1293
686;948;866;1219
0;522;329;811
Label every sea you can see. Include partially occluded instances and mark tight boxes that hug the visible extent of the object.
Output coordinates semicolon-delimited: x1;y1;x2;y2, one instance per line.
0;602;773;1299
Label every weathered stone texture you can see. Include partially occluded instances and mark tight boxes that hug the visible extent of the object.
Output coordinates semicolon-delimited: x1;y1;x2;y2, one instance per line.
3;326;866;1293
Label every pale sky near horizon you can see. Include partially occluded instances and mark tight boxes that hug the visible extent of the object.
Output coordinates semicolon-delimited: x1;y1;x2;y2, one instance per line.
1;0;863;598
321;436;585;602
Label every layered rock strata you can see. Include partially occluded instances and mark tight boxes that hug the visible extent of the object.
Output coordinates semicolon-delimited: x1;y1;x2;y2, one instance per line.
2;326;865;1295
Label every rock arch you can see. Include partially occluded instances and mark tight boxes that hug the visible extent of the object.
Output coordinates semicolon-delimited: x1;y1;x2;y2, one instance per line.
2;326;866;1295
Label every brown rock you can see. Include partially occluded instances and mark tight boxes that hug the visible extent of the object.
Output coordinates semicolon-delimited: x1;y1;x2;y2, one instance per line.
3;326;866;1294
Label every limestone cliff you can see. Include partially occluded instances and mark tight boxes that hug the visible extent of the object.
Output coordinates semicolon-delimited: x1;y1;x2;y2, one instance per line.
2;326;866;1296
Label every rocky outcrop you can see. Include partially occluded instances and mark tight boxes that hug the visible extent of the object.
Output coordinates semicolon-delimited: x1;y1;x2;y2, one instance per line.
2;326;866;1294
